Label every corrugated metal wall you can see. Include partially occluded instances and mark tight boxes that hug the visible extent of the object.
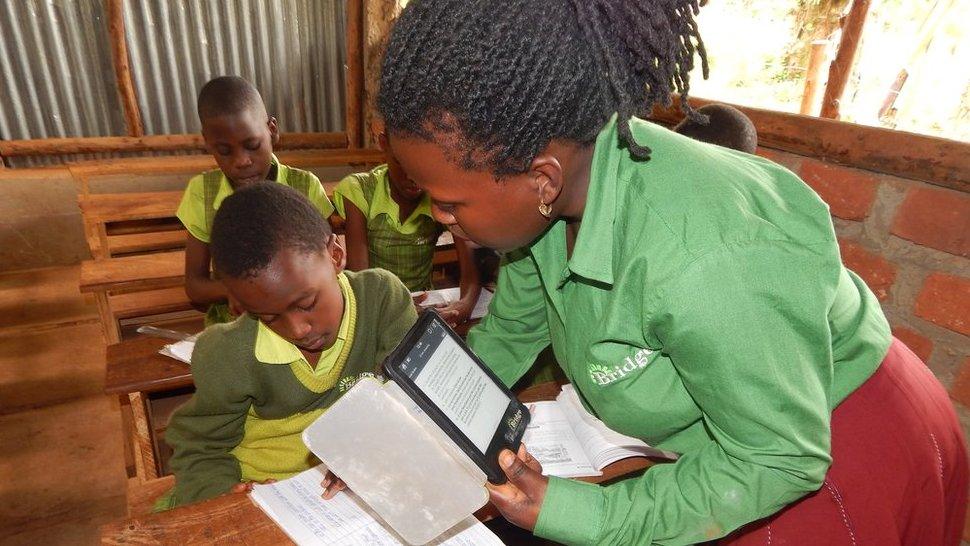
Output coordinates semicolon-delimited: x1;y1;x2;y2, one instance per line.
0;0;347;167
0;0;125;166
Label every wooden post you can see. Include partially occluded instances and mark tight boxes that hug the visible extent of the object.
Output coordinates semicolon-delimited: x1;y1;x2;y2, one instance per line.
799;40;829;116
107;0;144;137
345;0;365;149
820;0;872;119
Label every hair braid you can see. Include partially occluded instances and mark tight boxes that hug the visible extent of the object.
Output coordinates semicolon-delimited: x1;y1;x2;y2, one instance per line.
379;0;708;175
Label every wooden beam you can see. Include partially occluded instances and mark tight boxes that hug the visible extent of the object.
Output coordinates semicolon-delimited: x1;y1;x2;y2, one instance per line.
345;0;365;148
820;0;872;119
651;97;970;193
799;40;829;115
278;132;348;150
107;0;144;137
0;132;349;157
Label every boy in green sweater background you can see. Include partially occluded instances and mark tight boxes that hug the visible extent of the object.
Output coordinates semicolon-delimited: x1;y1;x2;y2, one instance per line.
162;182;416;508
176;76;336;326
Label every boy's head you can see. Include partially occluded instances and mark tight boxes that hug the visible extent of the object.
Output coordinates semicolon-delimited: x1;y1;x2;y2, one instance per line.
210;182;346;353
673;103;758;154
198;76;280;189
372;119;425;205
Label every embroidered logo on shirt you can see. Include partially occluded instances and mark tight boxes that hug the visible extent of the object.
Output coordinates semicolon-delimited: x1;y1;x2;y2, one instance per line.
589;348;654;386
338;372;379;393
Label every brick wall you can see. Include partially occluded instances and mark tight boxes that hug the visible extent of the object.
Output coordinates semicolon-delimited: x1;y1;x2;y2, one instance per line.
759;146;970;535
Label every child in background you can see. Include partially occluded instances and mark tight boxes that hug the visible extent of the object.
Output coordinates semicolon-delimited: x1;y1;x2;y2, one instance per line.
162;183;415;508
176;76;335;326
333;124;481;326
673;102;758;153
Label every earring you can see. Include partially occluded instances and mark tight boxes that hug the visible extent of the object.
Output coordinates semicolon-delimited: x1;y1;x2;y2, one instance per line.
538;201;552;218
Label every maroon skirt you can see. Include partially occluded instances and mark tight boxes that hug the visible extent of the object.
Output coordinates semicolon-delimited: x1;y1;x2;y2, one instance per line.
723;338;968;545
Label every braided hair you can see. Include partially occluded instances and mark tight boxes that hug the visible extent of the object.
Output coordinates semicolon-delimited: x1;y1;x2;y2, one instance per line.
378;0;708;176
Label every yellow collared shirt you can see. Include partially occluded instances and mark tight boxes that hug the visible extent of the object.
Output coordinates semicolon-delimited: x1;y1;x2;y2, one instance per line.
253;272;357;393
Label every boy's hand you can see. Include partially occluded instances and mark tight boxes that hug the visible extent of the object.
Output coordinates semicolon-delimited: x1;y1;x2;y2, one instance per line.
229;478;277;494
435;300;472;326
485;444;547;532
321;470;347;500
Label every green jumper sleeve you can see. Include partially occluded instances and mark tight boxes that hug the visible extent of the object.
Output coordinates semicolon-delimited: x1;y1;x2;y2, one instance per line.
375;269;420;362
166;331;252;506
535;241;841;545
467;250;552;387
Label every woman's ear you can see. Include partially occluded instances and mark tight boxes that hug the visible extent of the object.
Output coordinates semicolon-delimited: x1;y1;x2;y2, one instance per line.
326;233;347;273
529;153;565;213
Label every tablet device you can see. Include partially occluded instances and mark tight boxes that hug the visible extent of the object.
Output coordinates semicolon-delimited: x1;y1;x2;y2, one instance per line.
382;310;530;484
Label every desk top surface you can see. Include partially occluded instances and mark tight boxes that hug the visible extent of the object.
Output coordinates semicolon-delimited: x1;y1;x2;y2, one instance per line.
104;336;193;395
100;381;653;544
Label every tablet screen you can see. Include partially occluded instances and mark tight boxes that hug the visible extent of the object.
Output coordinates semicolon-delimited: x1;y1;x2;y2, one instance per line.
398;319;511;453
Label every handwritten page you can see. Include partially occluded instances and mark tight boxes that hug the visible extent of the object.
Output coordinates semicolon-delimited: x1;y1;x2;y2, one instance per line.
250;466;504;546
412;288;494;320
522;401;600;478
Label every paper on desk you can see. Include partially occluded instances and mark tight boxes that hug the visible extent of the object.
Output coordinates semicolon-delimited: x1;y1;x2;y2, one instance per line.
522;401;600;478
250;466;504;546
411;288;493;320
159;339;195;364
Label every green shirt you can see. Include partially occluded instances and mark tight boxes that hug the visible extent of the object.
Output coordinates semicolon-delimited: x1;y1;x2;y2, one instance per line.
333;164;442;291
467;116;891;545
165;269;416;507
175;155;336;326
175;155;335;244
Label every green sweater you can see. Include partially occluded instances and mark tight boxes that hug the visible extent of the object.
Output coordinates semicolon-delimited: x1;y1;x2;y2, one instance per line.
468;116;891;544
166;269;416;507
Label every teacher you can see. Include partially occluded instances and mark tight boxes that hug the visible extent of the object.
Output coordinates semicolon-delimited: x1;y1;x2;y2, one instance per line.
377;0;967;544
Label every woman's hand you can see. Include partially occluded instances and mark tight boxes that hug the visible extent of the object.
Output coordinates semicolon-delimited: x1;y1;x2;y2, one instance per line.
485;444;548;531
321;470;347;500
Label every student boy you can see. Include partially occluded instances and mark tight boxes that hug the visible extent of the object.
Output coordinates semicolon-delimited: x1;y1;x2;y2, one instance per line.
673;102;758;153
163;182;415;507
176;76;335;326
333;125;481;326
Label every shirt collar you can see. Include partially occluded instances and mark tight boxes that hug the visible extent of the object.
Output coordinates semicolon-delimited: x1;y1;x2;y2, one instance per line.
370;166;434;225
566;114;621;286
212;154;281;211
253;271;353;365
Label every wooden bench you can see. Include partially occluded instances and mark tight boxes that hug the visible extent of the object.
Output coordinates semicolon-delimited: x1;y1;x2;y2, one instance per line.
75;149;386;343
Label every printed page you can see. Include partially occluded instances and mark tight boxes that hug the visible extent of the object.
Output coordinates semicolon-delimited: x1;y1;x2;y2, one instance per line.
557;385;678;469
411;288;494;320
521;401;601;478
159;339;195;364
251;466;504;546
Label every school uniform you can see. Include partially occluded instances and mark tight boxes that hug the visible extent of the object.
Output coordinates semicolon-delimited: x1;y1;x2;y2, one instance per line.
175;155;336;325
332;164;442;291
468;116;967;544
162;269;415;508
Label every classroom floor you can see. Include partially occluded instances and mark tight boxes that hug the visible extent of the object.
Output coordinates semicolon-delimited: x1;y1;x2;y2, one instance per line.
0;266;127;545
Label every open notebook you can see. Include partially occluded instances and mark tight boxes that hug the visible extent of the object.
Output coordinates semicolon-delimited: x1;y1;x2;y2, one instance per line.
250;465;503;546
523;385;678;478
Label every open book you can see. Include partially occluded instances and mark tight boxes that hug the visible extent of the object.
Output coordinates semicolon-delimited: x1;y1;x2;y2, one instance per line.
412;287;493;320
250;466;504;546
523;385;678;478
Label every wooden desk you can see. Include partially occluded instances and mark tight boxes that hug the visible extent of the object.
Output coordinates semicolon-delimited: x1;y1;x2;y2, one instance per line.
101;382;654;545
105;336;193;396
